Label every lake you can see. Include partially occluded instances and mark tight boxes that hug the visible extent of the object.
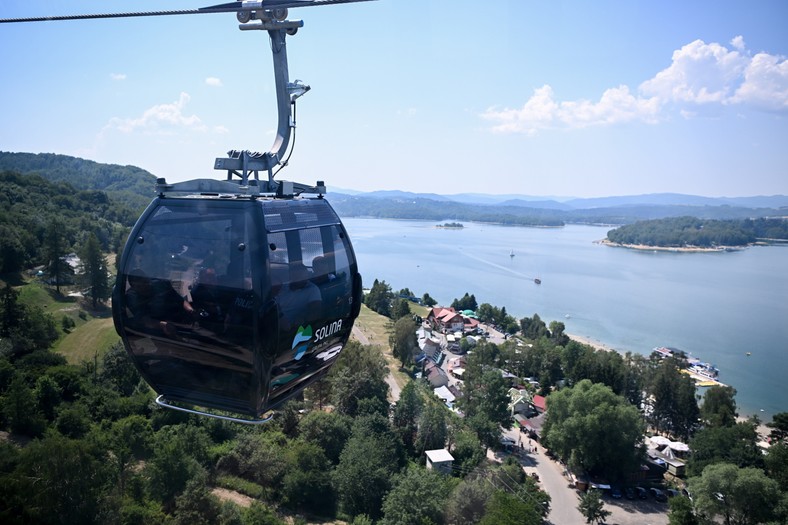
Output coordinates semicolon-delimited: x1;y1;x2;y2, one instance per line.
342;217;788;421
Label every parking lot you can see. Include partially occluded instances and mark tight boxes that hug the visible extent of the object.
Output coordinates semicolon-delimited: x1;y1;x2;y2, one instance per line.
602;493;669;525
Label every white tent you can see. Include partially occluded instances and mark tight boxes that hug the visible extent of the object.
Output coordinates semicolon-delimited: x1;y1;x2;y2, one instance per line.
669;441;689;452
649;436;672;447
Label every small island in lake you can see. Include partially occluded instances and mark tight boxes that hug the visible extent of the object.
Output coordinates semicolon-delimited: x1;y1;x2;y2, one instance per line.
436;222;464;229
603;216;788;251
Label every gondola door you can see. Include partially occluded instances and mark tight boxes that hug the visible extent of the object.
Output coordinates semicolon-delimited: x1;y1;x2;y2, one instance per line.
113;198;266;416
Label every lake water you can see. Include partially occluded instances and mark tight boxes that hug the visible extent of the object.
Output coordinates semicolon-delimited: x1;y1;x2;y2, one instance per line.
342;217;788;421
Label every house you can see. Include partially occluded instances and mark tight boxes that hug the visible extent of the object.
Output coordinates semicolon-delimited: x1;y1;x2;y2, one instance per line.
447;356;467;371
508;388;532;416
532;394;547;413
434;385;456;406
427;307;465;334
462;316;480;333
419;336;442;364
425;449;454;475
424;361;448;388
520;412;546;440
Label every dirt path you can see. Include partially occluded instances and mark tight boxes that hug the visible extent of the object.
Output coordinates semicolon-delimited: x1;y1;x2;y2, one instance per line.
211;487;254;508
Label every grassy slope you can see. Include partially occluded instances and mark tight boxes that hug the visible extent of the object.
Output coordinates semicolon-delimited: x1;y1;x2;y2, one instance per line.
12;277;119;365
352;302;430;396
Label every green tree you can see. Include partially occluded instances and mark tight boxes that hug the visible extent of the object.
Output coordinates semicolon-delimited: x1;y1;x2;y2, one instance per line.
549;320;570;346
389;316;418;368
2;375;46;436
13;433;112;525
459;366;511;434
330;341;389;417
297;410;352;464
391;298;412;321
520;313;549;340
451;292;478;312
334;414;405;519
767;412;788;442
79;232;110;308
479;490;542;525
0;284;23;338
100;341;142;396
649;357;700;440
106;415;153;494
764;442;788;491
379;466;454;525
173;474;222;525
421;292;437;307
688;463;781;525
33;373;61;420
281;440;335;514
146;428;206;505
668;494;699;525
242;502;285;525
687;421;763;477
701;385;738;427
364;279;393;317
444;478;493;525
415;402;448;457
577;489;611;524
542;380;645;482
449;429;485;474
43;217;73;294
391;381;424;457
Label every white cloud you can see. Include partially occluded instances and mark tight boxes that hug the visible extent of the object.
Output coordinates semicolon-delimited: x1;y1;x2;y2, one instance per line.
731;52;788;111
205;77;223;87
483;36;788;135
481;84;659;134
640;39;748;104
104;92;206;135
110;73;126;81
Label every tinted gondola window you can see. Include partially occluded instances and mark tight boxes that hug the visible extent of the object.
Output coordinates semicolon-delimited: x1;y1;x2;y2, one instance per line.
118;202;259;409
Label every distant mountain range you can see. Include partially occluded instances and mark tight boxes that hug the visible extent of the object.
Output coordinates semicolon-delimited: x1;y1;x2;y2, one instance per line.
331;188;788;211
2;152;786;226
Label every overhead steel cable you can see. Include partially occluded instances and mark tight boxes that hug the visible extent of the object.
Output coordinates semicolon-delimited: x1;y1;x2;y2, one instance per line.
0;0;377;24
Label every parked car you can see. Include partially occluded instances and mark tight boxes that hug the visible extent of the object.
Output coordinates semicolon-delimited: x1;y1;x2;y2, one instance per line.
610;486;622;499
667;489;681;498
636;486;648;499
624;487;636;500
650;488;668;502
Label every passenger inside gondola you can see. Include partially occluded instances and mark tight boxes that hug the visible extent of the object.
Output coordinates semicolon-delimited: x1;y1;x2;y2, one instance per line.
275;260;322;333
125;269;194;337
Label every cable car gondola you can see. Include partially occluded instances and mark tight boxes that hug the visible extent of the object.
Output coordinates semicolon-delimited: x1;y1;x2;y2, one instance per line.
114;184;362;421
1;1;373;422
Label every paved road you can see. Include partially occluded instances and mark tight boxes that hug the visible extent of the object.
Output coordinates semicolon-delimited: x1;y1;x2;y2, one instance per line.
498;427;586;524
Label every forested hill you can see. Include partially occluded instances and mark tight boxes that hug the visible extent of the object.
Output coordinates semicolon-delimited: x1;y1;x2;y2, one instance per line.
0;152;155;212
606;216;788;248
329;194;567;227
328;193;786;226
3;152;786;227
0;170;138;273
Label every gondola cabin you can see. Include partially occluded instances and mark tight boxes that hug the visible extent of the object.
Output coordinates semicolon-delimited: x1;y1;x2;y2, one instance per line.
112;185;362;421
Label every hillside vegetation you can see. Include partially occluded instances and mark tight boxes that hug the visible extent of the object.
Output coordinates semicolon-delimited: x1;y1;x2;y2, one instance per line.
606;216;788;248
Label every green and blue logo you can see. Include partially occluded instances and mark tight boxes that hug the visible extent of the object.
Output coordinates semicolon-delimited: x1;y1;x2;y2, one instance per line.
291;325;312;360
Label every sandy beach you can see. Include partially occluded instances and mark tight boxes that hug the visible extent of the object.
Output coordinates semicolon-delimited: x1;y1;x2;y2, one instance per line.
598;239;744;252
566;332;618;353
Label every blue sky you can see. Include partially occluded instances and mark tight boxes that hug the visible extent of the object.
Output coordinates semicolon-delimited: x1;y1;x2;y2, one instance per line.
1;0;787;198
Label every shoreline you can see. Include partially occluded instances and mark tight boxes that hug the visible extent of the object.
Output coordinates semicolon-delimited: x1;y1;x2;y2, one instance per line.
565;333;774;425
598;239;745;253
